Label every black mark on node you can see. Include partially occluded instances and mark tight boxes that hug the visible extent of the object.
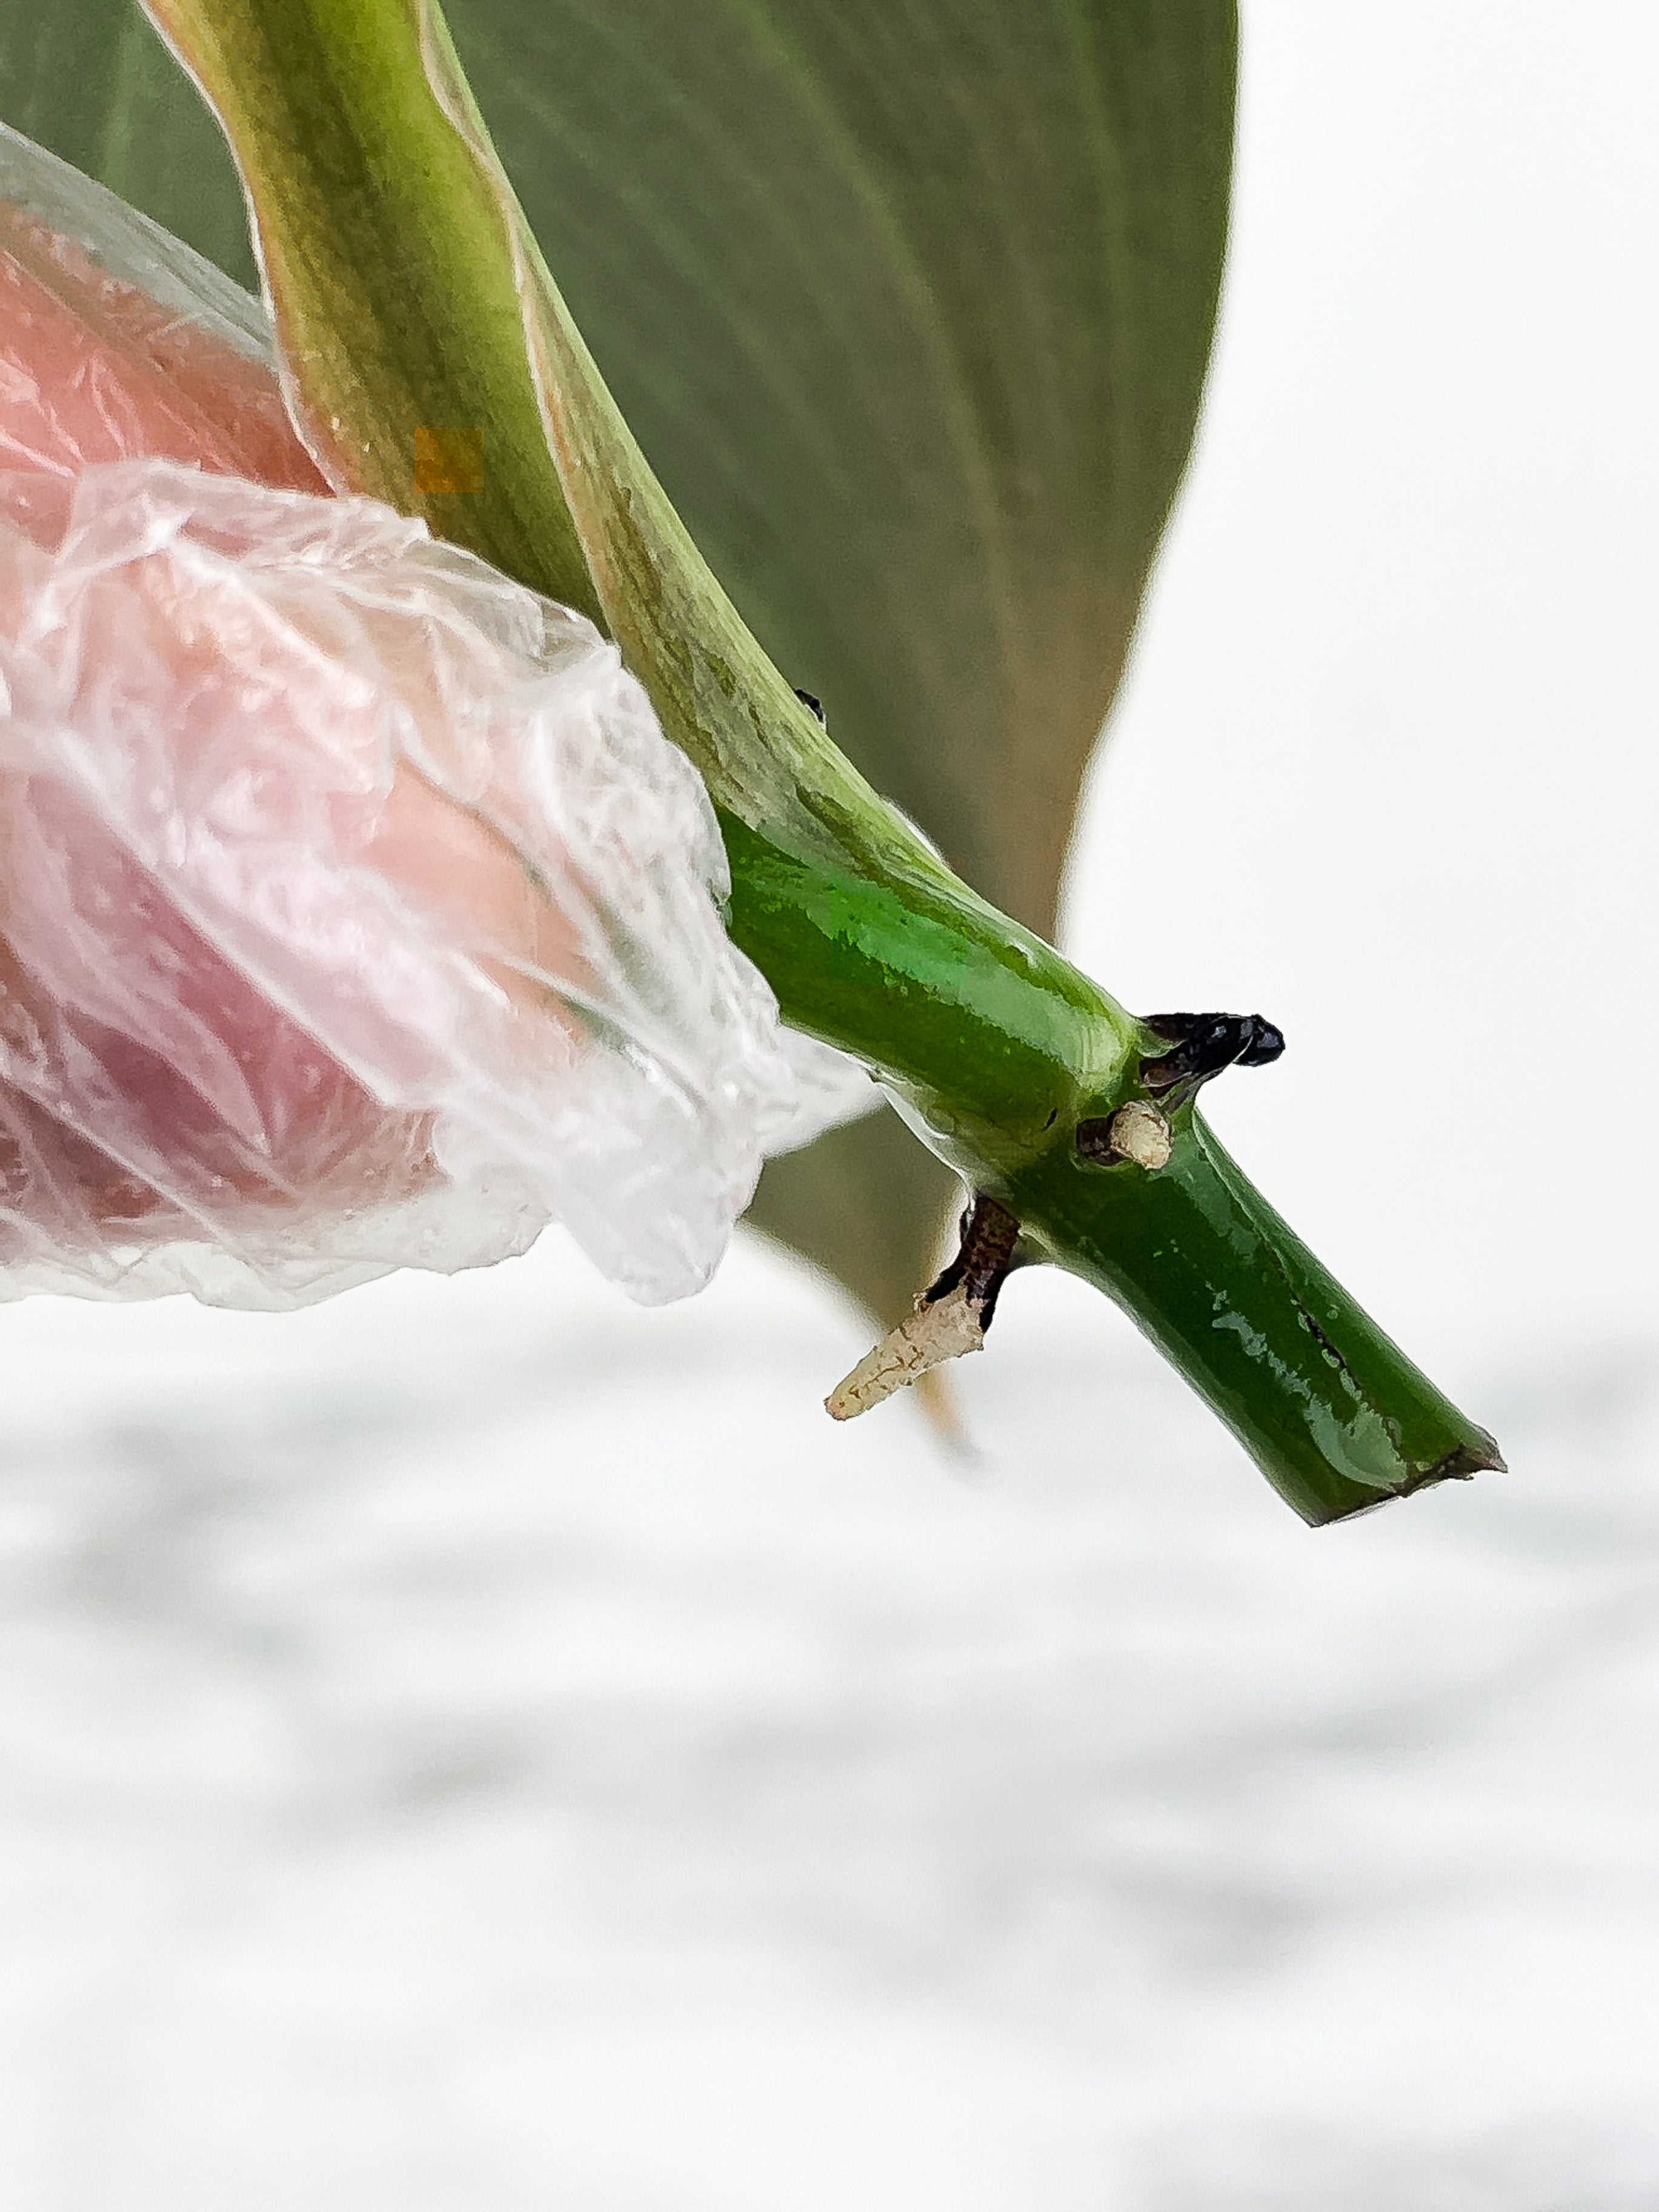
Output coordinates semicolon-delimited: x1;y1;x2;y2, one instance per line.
1140;1011;1286;1105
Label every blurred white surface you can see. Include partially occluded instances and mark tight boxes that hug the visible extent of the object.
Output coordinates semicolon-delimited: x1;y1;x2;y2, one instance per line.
1;1;1657;2204
0;1245;1654;2208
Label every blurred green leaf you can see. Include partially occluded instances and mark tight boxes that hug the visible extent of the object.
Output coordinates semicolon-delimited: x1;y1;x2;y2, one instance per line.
453;0;1235;930
0;0;1235;1325
0;0;253;283
451;0;1237;1320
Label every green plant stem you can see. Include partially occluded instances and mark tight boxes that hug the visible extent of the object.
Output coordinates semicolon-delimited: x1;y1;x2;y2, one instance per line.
1005;1120;1496;1526
144;0;1500;1521
722;822;1501;1526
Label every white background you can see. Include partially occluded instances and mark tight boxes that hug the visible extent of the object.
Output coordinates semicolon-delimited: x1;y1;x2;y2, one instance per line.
1;4;1657;2204
1074;0;1659;1380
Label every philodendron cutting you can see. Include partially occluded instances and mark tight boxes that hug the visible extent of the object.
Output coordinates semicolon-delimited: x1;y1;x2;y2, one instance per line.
0;0;1500;1523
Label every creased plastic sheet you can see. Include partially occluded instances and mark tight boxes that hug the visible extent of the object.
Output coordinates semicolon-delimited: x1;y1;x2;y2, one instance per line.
0;127;874;1308
0;124;326;494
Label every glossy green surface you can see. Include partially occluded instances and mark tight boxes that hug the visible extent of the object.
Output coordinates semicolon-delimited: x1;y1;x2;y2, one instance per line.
719;812;1134;1175
724;815;1502;1525
1005;1117;1501;1526
133;0;1500;1519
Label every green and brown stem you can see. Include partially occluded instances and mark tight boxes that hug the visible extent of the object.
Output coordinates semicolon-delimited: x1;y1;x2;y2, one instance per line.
142;0;1500;1522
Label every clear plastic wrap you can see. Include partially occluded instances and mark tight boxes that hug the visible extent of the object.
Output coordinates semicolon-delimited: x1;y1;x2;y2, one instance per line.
0;128;874;1309
0;124;325;494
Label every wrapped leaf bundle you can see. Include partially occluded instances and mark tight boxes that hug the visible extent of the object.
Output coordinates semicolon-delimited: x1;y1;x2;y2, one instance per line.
0;126;867;1308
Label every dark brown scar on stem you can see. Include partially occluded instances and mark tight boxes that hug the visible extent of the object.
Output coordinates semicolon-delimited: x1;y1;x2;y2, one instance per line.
923;1192;1022;1329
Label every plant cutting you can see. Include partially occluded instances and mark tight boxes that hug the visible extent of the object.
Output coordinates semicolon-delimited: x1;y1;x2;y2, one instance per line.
0;0;1500;1523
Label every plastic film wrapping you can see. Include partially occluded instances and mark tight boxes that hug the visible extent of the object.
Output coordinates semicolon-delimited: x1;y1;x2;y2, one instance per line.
0;125;325;494
0;128;874;1307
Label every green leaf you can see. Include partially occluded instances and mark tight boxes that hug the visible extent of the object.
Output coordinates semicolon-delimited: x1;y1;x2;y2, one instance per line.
0;0;253;284
0;0;1235;1327
450;0;1234;934
443;0;1237;1324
